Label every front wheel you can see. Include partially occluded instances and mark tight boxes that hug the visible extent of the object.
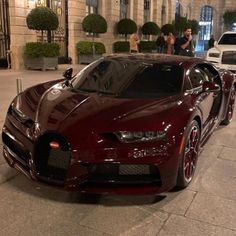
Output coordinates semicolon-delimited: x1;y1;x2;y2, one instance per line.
176;120;201;188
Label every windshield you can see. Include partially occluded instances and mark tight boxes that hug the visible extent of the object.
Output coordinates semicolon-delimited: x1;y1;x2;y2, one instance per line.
218;33;236;45
72;58;183;98
121;64;183;98
72;58;140;95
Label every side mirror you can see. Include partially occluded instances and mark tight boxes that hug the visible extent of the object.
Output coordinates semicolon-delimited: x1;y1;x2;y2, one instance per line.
214;41;218;47
202;81;220;93
63;68;73;80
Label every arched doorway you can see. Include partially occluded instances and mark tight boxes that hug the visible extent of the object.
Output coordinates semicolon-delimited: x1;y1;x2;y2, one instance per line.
0;0;10;68
199;5;213;51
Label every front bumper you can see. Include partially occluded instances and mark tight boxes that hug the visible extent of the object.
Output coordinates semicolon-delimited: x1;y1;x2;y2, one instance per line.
2;118;180;195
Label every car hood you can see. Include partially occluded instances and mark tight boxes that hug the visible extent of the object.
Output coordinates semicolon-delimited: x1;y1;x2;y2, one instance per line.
208;45;236;53
20;82;181;134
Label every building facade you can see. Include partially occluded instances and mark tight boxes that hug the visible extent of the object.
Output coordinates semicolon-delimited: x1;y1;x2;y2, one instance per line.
0;0;235;70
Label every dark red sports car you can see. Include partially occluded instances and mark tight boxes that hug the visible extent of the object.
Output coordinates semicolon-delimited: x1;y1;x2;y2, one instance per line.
2;54;235;194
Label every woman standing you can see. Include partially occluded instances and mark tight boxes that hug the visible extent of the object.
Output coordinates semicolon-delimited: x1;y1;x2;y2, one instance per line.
129;33;140;53
166;32;175;55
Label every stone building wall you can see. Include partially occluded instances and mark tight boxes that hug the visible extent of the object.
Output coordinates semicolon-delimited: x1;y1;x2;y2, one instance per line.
6;0;236;70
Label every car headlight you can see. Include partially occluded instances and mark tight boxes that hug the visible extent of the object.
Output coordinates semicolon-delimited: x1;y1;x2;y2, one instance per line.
8;102;34;128
208;53;220;58
115;131;166;143
9;102;28;120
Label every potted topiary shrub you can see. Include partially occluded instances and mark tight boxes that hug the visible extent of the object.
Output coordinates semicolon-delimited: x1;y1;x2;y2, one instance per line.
223;11;236;30
187;19;200;36
77;13;107;64
161;24;174;36
117;18;137;41
113;18;137;53
25;6;60;70
141;21;160;40
173;16;188;36
140;21;160;53
76;41;106;64
113;41;130;53
139;41;157;53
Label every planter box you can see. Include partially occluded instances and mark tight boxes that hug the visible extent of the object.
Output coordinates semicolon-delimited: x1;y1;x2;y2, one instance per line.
78;54;102;64
25;57;58;71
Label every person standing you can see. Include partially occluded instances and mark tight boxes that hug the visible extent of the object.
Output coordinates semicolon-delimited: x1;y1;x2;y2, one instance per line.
208;35;215;49
129;33;140;53
177;27;194;57
166;32;175;54
156;32;166;53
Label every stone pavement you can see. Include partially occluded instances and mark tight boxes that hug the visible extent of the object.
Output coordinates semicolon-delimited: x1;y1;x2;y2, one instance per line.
0;65;236;236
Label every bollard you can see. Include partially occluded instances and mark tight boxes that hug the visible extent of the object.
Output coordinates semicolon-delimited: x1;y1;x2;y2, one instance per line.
16;78;23;94
6;50;12;69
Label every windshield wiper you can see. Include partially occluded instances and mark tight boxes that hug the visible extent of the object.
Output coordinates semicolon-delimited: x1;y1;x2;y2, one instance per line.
71;87;116;97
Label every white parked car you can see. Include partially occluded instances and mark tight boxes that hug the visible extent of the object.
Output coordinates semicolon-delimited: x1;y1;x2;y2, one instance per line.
206;31;236;74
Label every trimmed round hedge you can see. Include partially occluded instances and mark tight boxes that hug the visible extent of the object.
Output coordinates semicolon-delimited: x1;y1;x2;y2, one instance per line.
139;41;157;52
24;42;60;57
113;41;130;53
82;14;107;34
117;18;137;35
141;22;160;36
161;24;174;35
76;41;106;55
26;6;59;31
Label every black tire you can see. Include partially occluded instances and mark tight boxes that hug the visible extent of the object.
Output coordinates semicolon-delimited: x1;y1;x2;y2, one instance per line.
220;89;235;125
176;120;201;188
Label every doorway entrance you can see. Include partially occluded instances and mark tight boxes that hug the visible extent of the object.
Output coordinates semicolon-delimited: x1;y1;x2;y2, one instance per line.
199;5;213;51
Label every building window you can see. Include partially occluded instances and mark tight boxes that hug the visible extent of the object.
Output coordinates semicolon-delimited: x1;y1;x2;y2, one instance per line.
86;0;98;15
175;0;180;21
144;0;150;23
120;0;128;19
199;6;213;41
35;0;46;7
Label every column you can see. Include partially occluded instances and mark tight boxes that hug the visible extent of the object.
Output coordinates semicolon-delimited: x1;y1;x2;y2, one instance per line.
9;0;36;70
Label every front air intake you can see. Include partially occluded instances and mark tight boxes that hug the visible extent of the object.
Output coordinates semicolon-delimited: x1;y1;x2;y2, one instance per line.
85;163;161;185
33;133;71;184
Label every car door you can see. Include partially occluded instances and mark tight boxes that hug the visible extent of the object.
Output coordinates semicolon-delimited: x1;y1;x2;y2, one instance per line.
188;66;215;126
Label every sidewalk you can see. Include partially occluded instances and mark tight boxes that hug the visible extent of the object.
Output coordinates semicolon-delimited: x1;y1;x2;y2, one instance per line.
0;64;236;236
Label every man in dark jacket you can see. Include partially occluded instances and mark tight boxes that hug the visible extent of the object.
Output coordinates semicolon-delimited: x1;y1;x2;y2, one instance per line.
156;33;165;53
176;27;194;57
208;35;215;49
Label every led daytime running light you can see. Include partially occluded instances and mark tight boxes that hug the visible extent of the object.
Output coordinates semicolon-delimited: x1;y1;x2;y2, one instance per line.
115;131;166;143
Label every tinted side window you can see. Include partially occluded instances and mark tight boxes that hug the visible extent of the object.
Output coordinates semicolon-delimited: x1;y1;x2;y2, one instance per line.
189;67;208;89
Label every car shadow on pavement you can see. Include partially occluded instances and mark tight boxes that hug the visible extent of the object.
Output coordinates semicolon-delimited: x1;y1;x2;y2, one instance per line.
5;171;170;206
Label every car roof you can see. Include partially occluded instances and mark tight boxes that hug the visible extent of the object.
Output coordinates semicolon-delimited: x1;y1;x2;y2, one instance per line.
221;31;236;34
105;53;204;68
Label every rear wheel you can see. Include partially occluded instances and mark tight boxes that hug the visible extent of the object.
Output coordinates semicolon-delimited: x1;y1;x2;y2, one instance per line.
176;120;200;188
221;89;235;125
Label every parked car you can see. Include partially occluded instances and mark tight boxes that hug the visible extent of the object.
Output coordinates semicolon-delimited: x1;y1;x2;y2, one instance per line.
2;54;235;194
206;31;236;75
